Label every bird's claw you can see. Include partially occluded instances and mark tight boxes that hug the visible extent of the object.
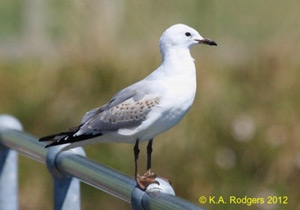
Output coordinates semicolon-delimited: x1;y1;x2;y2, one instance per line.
136;170;158;190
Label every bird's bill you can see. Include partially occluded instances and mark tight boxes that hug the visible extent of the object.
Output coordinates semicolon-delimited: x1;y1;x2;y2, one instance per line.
196;38;217;46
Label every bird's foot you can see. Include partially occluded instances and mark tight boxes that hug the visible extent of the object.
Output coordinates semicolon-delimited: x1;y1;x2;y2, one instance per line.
136;169;158;190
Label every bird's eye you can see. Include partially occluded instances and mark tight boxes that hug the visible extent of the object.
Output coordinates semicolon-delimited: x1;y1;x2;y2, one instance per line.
185;32;191;37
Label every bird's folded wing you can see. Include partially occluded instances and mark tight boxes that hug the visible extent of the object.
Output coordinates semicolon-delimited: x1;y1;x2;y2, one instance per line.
39;80;161;146
76;94;160;136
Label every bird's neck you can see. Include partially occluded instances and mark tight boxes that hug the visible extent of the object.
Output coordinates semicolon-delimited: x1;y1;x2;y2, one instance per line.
160;48;196;76
145;47;197;82
161;46;193;61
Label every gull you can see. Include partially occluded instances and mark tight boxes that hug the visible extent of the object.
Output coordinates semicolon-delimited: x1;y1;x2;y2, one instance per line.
39;24;217;190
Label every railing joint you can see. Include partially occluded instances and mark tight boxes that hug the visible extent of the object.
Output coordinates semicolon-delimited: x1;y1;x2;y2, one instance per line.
46;146;86;210
131;177;175;210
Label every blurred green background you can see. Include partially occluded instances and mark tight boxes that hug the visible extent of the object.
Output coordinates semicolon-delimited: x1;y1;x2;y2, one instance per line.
1;0;299;209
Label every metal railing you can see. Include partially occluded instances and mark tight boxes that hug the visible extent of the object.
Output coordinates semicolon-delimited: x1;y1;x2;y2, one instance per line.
0;114;205;210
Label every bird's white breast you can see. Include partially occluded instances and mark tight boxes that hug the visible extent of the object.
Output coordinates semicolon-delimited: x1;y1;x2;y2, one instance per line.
132;60;197;141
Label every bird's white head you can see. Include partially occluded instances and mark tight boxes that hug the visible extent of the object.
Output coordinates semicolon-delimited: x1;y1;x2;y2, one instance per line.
159;24;217;54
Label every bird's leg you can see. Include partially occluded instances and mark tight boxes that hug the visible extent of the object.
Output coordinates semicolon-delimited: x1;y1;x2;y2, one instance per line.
146;139;153;170
146;139;171;185
134;139;157;190
134;139;140;180
144;139;156;178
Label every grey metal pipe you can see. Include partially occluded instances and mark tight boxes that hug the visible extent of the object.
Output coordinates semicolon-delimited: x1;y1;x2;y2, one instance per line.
0;115;205;210
56;150;136;202
0;115;22;210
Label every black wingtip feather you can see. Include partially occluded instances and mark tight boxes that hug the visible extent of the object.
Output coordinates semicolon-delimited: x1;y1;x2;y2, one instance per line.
39;131;76;148
39;126;81;148
39;131;75;142
39;130;103;148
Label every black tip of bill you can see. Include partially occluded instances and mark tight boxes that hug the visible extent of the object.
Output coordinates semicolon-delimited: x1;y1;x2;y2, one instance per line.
196;38;217;46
